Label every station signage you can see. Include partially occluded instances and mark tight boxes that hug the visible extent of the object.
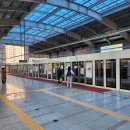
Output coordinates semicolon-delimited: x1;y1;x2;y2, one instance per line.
101;44;123;53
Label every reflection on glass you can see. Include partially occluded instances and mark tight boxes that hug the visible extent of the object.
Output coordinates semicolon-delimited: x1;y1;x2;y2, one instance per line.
106;59;116;88
86;61;93;85
48;63;52;79
95;60;104;86
72;62;78;82
52;63;58;79
79;61;84;83
120;59;130;90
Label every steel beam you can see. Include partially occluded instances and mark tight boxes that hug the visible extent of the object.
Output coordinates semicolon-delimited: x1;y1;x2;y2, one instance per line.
67;31;93;46
0;18;19;26
33;26;130;53
21;20;65;33
121;32;130;42
7;32;46;41
0;39;32;45
0;6;28;13
18;0;102;20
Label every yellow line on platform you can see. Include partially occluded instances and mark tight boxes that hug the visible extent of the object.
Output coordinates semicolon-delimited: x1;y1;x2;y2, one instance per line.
0;95;45;130
41;89;130;122
65;91;88;97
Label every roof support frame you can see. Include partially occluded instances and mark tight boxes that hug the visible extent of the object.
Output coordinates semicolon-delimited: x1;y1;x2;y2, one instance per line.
21;20;65;33
0;39;32;45
67;31;94;46
0;6;28;13
33;26;130;53
18;0;102;20
0;18;19;26
7;32;46;41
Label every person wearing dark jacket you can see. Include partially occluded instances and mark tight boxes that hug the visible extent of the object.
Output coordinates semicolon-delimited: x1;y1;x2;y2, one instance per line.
57;67;62;84
1;66;6;84
65;66;74;88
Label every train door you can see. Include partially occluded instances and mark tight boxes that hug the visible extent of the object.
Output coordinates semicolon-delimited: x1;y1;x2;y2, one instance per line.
120;59;130;90
44;64;47;78
72;62;78;82
59;62;64;81
85;61;93;85
52;63;58;79
48;63;52;79
106;59;116;88
35;64;39;77
39;64;44;78
32;64;36;77
21;65;24;75
79;61;85;83
29;64;33;77
95;60;104;86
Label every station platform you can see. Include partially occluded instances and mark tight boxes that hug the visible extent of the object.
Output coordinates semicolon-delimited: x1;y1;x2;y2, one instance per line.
0;75;130;130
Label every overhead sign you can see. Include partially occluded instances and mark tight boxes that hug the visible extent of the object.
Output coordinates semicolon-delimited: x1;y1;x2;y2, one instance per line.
101;44;123;53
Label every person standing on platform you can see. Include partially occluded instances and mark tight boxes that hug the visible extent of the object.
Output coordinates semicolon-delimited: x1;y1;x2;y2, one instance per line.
1;66;6;84
65;66;74;88
57;67;62;84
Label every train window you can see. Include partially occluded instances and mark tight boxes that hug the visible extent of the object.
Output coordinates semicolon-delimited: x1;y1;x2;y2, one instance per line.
120;59;130;90
95;60;104;86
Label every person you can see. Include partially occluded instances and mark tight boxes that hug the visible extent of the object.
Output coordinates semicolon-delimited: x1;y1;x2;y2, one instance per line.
57;67;62;84
65;66;74;88
1;66;6;84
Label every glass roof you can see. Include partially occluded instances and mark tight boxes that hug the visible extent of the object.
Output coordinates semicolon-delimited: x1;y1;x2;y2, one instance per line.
73;0;126;13
2;0;128;45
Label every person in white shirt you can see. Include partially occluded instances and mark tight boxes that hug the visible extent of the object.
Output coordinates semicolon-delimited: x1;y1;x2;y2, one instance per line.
65;66;74;88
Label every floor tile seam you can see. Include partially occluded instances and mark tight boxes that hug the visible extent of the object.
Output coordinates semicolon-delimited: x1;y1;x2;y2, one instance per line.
69;91;115;100
41;89;130;122
114;104;130;112
82;94;118;103
64;91;89;96
0;86;59;97
88;96;127;107
106;92;130;99
106;120;128;130
42;109;92;126
0;95;45;130
28;111;55;119
20;101;68;113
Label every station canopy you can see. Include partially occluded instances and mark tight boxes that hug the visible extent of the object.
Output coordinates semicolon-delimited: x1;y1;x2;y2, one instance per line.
0;0;130;47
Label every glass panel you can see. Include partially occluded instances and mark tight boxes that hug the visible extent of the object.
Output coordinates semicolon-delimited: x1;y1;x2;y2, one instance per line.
29;65;33;77
86;61;93;85
52;63;58;79
72;62;79;82
106;59;116;88
32;64;36;77
120;59;130;90
79;61;85;83
35;64;39;77
95;60;104;86
48;63;52;79
59;62;64;81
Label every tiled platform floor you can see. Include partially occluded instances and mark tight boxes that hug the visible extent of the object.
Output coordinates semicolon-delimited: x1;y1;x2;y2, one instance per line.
0;75;130;130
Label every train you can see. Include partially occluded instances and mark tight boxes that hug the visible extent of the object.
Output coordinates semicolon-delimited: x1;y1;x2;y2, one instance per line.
7;48;130;92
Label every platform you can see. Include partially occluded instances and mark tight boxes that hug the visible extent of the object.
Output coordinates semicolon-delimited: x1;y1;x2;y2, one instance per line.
0;75;130;130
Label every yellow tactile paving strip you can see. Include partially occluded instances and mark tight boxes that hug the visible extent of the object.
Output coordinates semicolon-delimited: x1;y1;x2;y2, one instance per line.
40;89;130;122
64;91;88;96
0;94;45;130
